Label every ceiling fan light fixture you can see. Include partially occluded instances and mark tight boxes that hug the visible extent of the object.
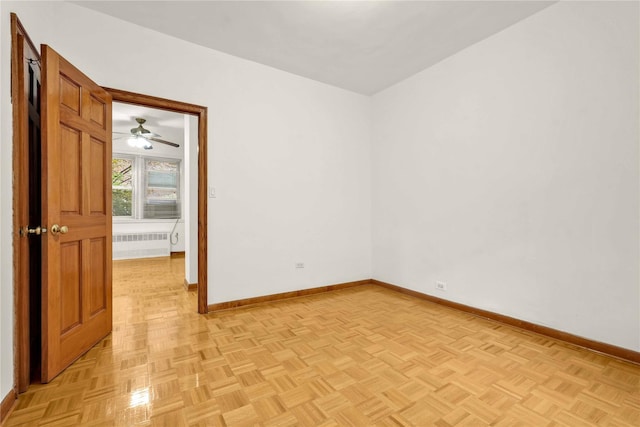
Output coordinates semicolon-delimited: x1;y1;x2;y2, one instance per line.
127;135;153;149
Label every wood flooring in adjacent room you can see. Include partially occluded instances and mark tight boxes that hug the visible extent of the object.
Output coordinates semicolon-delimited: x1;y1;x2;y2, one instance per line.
4;257;639;426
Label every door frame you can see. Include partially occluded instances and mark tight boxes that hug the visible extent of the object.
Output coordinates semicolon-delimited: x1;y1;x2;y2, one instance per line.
11;13;39;395
103;87;209;316
11;13;209;394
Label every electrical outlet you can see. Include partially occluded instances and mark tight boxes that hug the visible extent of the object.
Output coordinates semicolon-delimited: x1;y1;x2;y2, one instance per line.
435;281;447;291
295;262;304;269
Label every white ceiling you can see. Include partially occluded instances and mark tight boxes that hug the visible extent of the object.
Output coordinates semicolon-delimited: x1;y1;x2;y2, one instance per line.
73;0;554;95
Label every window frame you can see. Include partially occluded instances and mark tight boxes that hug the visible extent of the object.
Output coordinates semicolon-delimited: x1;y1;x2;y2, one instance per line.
112;153;182;222
142;156;182;220
111;154;136;219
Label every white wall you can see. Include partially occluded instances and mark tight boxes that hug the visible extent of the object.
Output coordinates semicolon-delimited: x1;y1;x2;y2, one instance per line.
0;0;372;400
185;115;199;284
372;1;639;351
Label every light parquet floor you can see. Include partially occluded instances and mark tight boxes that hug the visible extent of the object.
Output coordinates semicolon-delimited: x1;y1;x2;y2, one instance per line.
5;257;639;426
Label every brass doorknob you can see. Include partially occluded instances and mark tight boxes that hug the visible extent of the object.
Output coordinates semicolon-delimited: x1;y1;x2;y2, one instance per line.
50;224;68;235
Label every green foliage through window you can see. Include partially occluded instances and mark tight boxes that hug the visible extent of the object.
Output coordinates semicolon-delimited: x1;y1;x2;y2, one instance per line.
112;189;133;216
112;158;133;217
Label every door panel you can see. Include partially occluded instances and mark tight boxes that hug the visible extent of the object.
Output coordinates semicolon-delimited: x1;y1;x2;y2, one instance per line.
89;238;107;315
90;139;106;214
60;242;81;334
41;45;112;382
60;125;81;214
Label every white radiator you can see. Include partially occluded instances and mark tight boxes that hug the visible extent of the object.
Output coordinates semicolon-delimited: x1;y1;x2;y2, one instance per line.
112;232;170;260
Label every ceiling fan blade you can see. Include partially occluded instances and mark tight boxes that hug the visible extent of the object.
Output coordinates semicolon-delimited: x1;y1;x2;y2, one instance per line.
131;127;160;138
113;131;129;135
149;137;180;148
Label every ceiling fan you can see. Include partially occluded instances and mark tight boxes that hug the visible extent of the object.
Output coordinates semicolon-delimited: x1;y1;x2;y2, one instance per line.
113;117;180;150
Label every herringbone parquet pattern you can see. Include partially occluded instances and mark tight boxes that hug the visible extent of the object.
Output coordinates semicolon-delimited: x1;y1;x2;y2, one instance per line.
4;256;639;426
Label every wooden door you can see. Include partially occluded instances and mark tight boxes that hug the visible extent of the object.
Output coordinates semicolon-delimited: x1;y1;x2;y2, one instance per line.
40;45;113;382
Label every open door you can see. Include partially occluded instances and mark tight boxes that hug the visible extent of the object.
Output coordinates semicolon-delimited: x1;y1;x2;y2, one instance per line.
40;45;113;382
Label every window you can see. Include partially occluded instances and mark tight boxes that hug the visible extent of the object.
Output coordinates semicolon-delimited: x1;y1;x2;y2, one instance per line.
144;159;180;219
112;157;134;217
112;155;181;220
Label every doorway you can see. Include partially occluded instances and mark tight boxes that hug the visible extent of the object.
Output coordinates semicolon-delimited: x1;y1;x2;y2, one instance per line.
11;14;209;392
110;102;195;283
105;88;208;317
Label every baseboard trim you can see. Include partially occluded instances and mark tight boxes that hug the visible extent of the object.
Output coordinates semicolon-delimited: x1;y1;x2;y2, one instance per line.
205;277;639;363
1;389;17;424
208;279;371;312
184;278;197;292
372;279;640;364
